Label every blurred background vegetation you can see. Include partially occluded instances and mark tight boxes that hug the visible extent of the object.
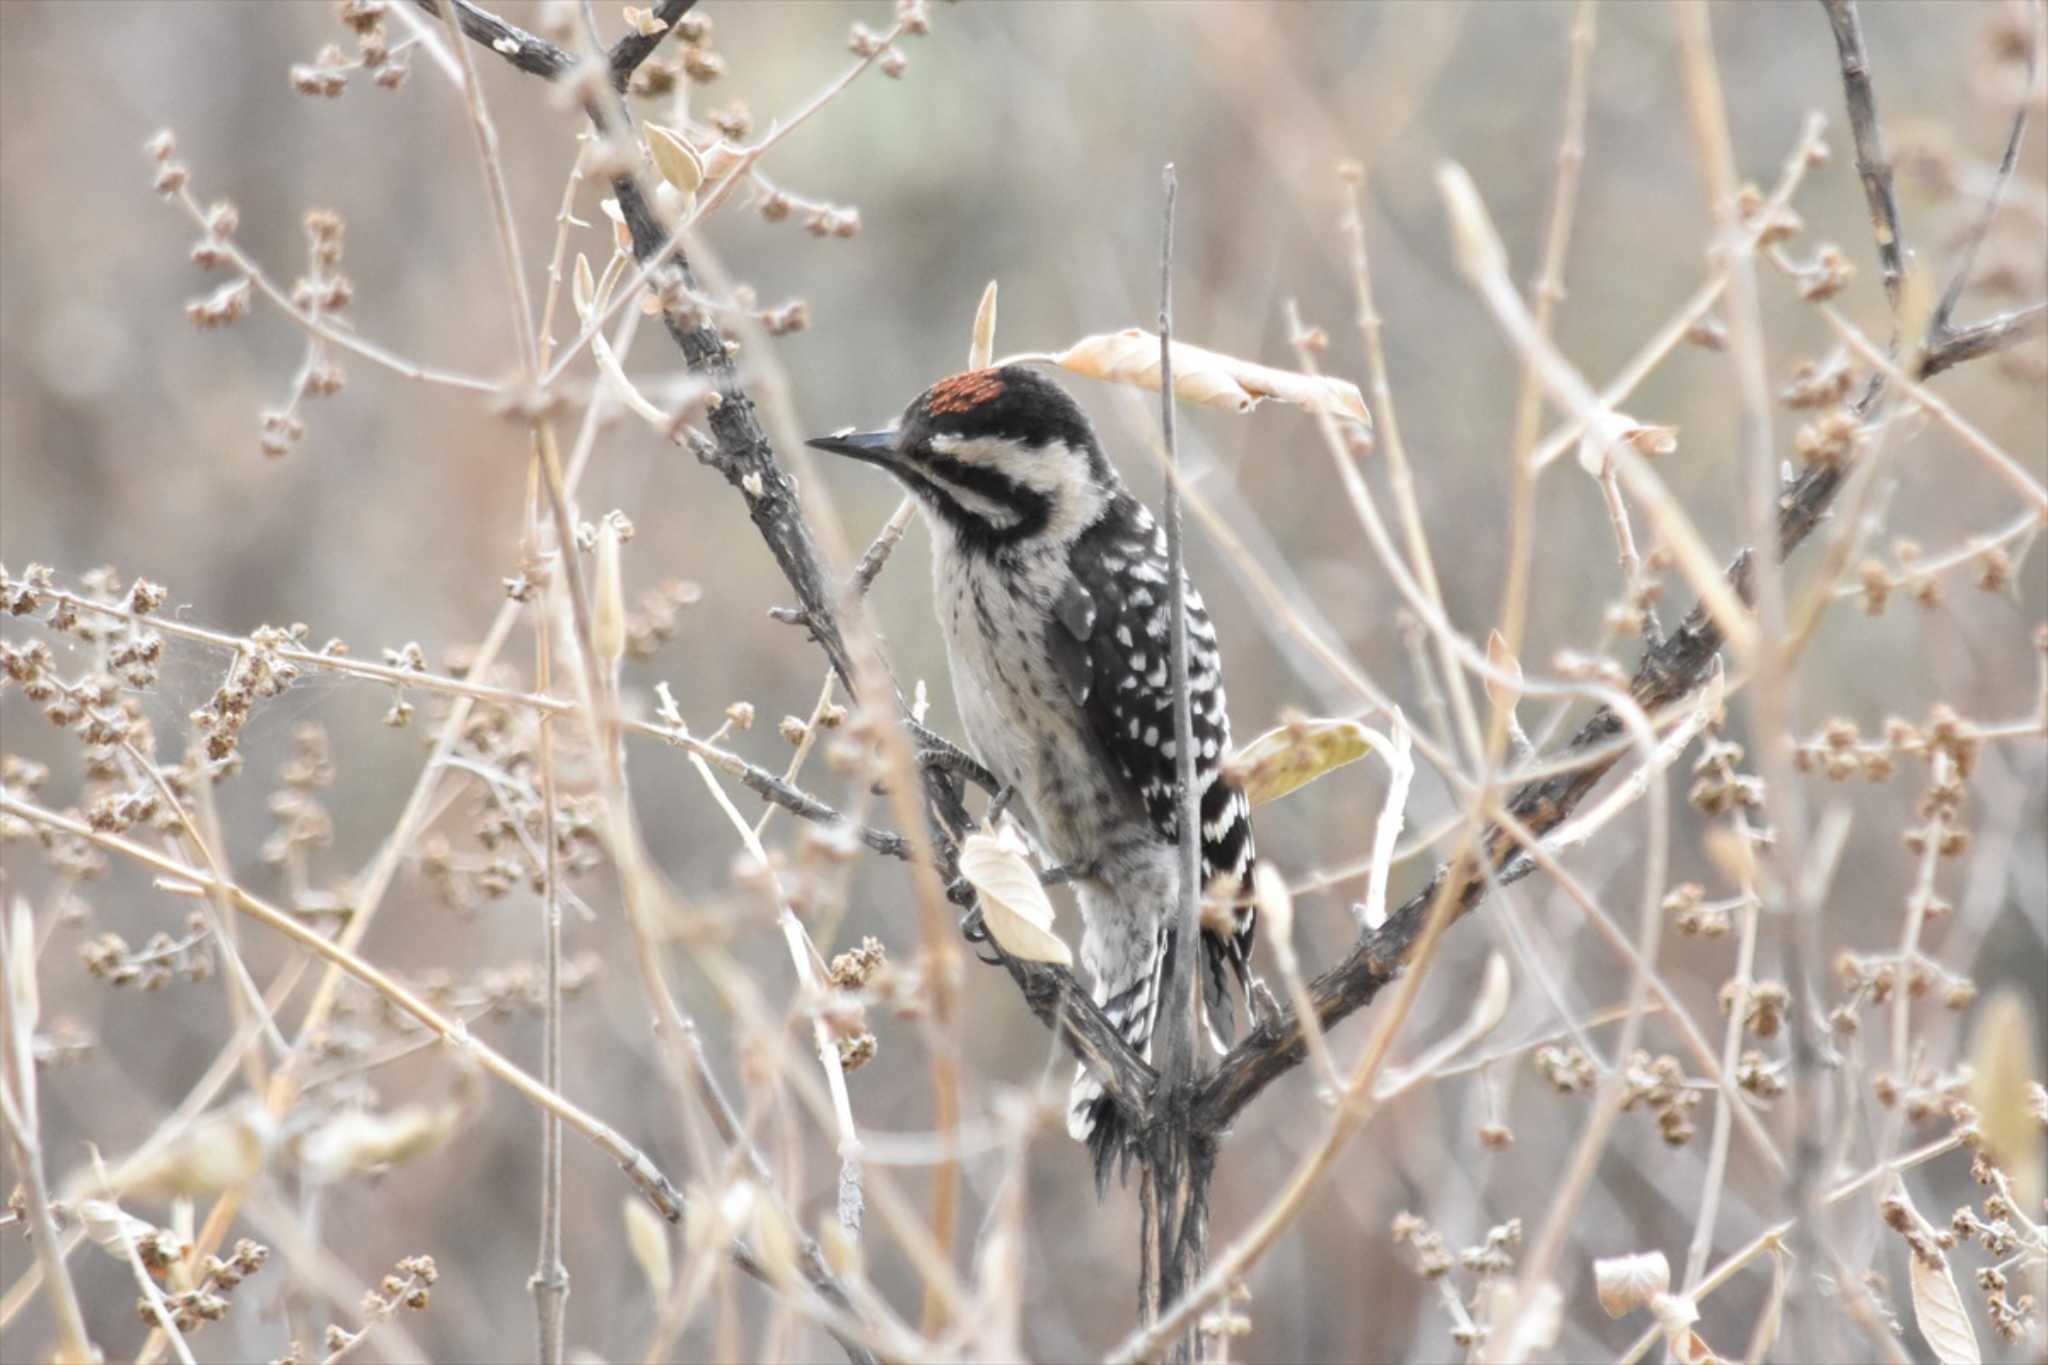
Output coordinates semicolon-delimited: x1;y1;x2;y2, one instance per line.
2;2;2043;1361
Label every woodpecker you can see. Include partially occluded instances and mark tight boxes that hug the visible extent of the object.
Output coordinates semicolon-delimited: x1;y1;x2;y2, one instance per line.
809;364;1260;1175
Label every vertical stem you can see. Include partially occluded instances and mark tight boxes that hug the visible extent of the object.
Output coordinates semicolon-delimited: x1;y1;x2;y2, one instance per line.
433;11;591;1353
1681;863;1761;1291
531;593;569;1363
1155;163;1197;1099
1150;161;1210;1363
0;907;94;1365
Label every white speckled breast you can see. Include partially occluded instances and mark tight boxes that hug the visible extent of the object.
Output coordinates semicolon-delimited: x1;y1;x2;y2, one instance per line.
934;540;1134;868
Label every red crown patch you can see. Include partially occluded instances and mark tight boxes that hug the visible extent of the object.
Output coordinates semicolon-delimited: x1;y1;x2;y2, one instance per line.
927;368;1005;415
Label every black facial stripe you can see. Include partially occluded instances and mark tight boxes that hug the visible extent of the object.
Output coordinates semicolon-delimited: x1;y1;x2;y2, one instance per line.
914;453;1051;548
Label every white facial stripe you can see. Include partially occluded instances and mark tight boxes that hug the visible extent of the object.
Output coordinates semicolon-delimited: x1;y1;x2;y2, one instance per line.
925;434;1106;542
921;467;1022;528
927;432;995;459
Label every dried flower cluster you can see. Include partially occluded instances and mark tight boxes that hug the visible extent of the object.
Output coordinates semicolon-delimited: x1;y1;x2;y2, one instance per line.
149;1239;271;1335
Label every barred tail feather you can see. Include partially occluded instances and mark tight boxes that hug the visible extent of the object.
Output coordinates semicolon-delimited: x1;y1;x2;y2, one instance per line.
1199;843;1261;1052
1200;929;1237;1053
1068;923;1167;1188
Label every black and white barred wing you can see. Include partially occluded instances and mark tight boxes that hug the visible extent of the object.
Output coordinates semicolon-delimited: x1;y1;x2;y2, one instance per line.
1052;493;1258;1033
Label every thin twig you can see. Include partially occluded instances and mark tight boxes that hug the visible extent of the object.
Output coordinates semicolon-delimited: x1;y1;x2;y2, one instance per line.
1921;299;2047;377
1501;0;1601;711
684;750;867;1240
1928;28;2036;343
0;793;687;1222
162;171;492;392
1340;172;1486;772
1526;114;1831;473
1822;303;2048;510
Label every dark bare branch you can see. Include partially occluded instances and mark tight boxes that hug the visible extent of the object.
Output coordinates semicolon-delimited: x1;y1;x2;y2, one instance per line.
1822;0;1908;309
608;0;696;91
414;0;573;79
1922;300;2048;378
412;0;692;87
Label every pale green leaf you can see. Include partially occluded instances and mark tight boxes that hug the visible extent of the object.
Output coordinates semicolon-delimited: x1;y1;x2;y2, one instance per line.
1228;717;1383;807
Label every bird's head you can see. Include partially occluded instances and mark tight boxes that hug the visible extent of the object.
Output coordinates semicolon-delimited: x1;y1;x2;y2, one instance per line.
808;365;1117;552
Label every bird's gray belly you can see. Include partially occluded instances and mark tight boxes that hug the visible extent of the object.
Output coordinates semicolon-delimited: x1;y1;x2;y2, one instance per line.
942;571;1130;868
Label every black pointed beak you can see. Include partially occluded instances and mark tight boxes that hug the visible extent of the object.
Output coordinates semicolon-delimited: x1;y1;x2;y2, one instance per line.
805;429;900;466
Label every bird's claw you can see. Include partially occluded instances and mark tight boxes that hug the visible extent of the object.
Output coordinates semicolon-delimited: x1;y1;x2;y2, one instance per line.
1248;978;1281;1029
1039;858;1097;888
958;905;1001;963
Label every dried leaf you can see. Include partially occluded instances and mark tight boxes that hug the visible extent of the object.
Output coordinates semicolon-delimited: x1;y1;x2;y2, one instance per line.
594;517;626;664
1908;1244;1981;1365
700;140;746;187
958;828;1072;966
1576;409;1678;476
1966;989;2043;1211
623;1197;674;1301
1669;1326;1719;1365
600;196;632;253
1035;330;1371;430
1485;629;1523;713
645;124;703;197
969;280;998;370
621;6;669;38
572;253;595;323
300;1103;459;1184
750;1194;800;1287
1479;1278;1560;1365
1469;952;1512;1038
6;895;36;1035
1228;717;1381;807
593;252;630;325
1651;1292;1708;1362
1595;1249;1671;1318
